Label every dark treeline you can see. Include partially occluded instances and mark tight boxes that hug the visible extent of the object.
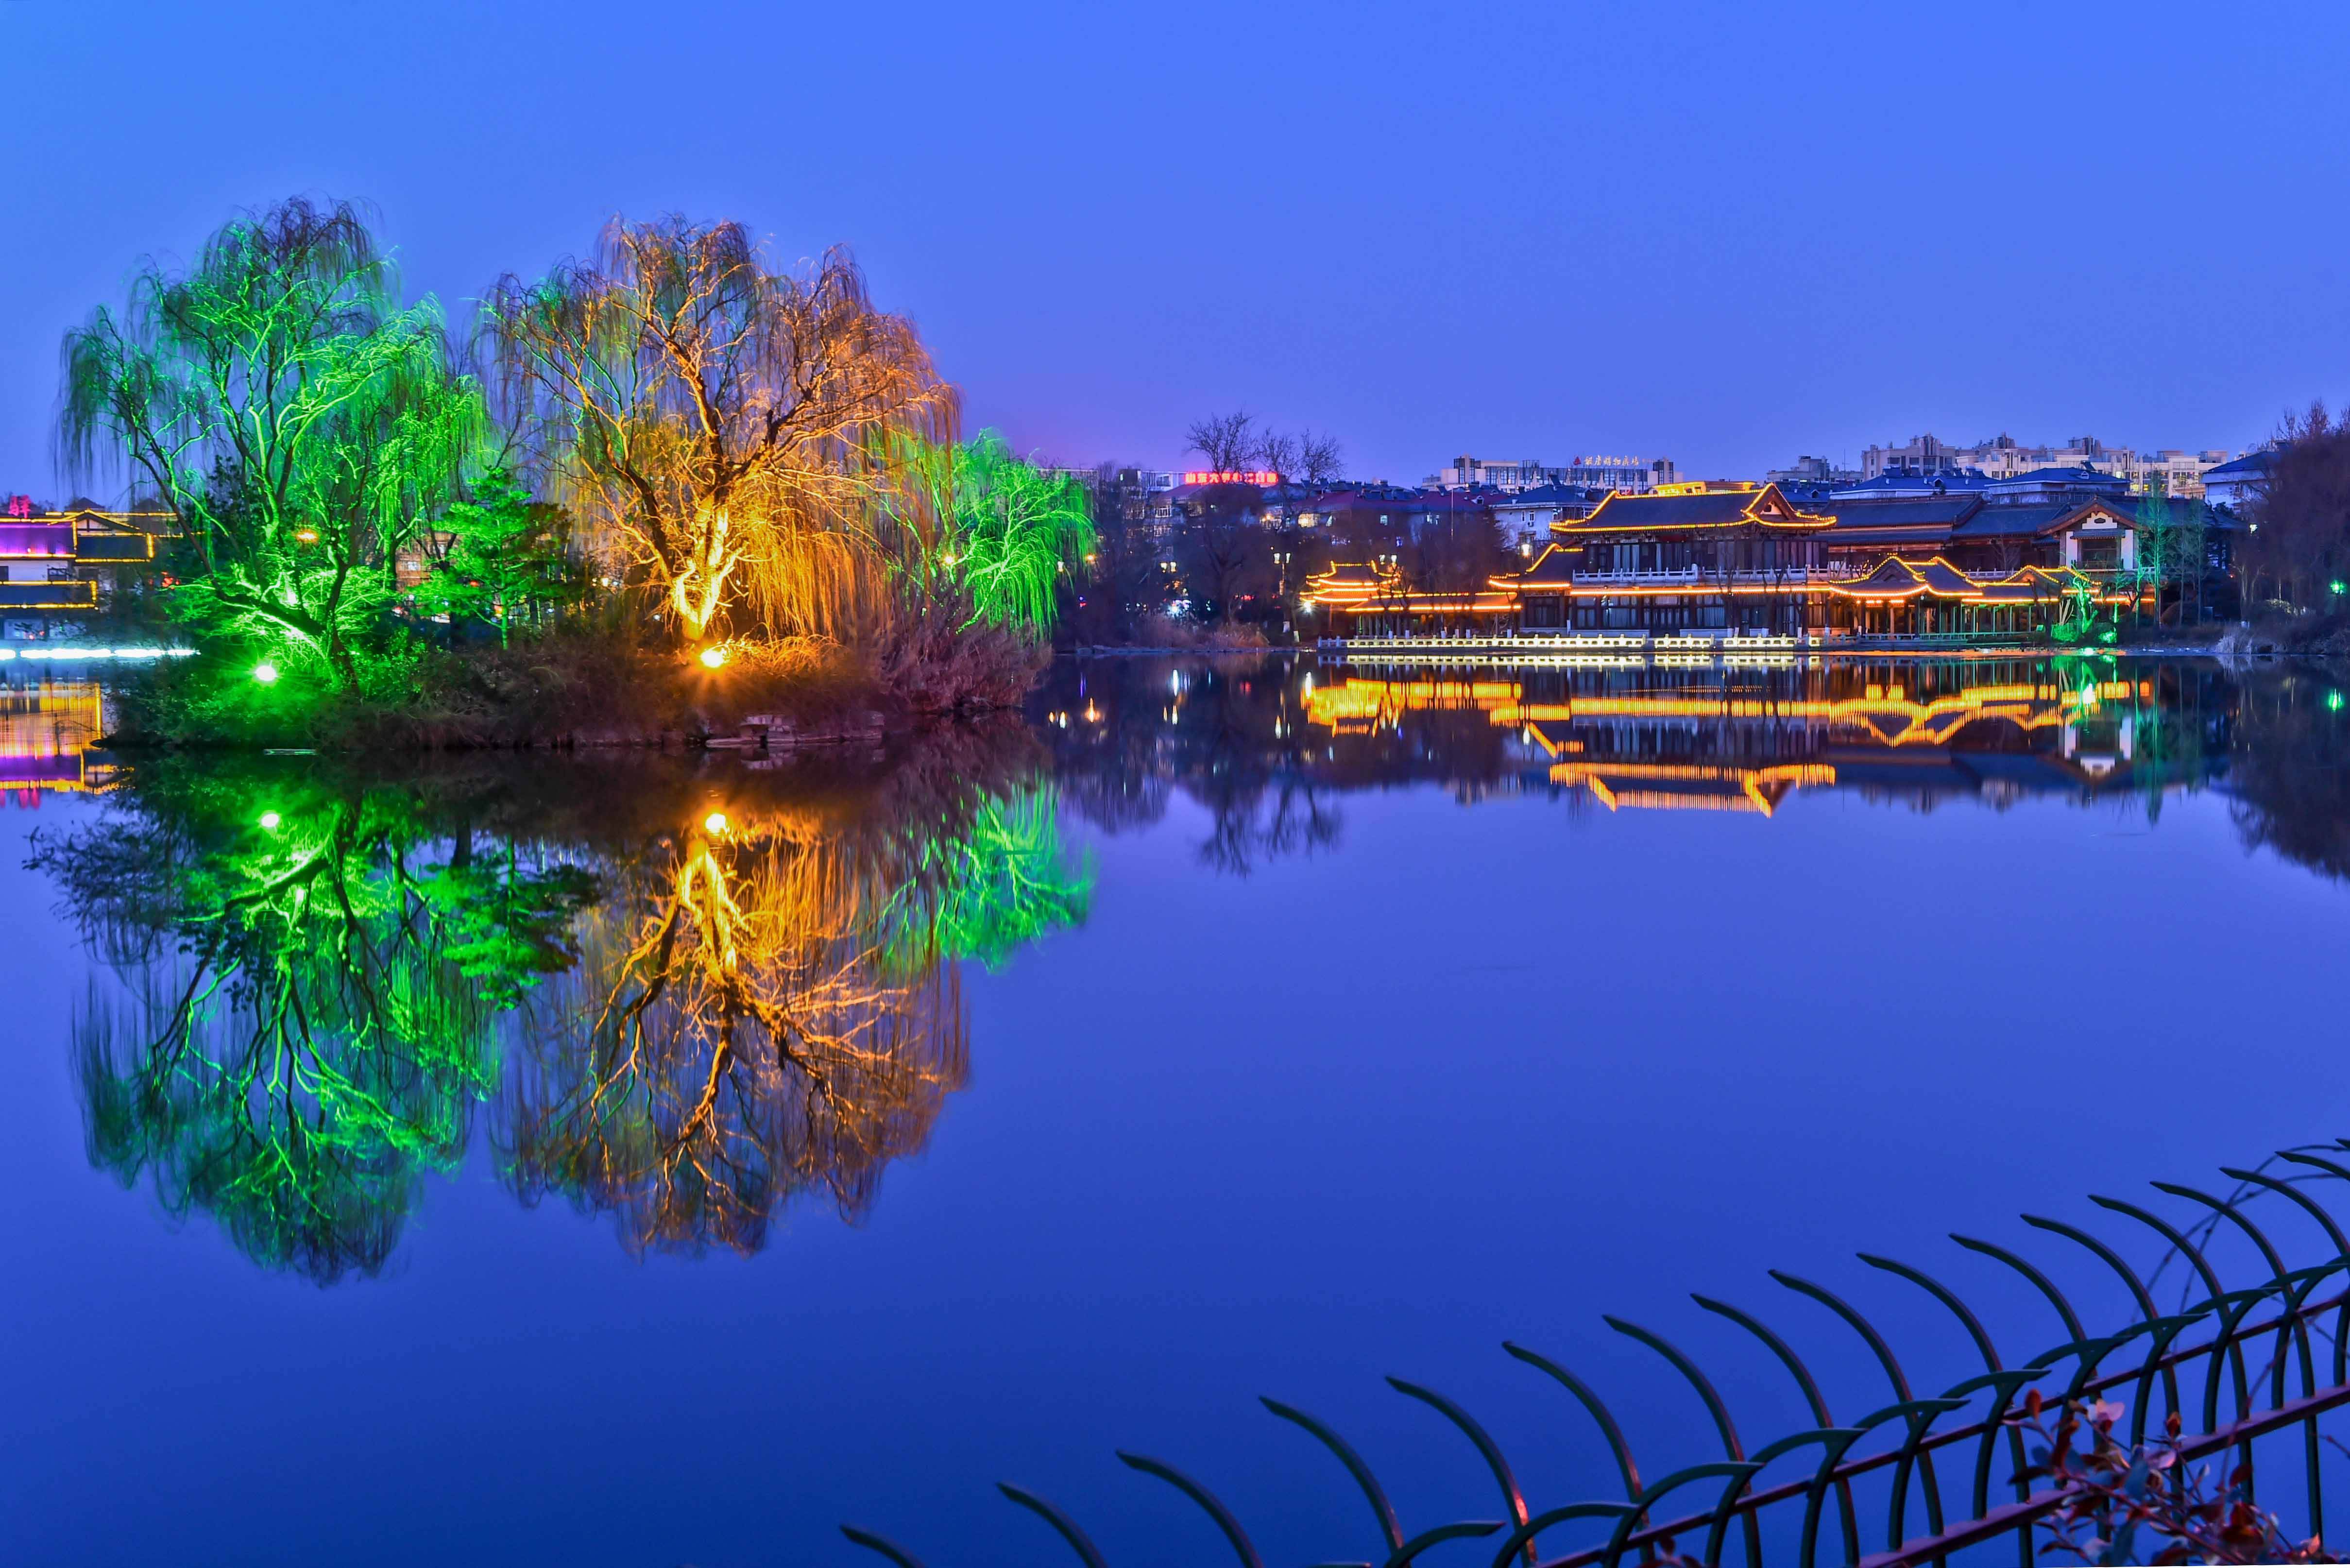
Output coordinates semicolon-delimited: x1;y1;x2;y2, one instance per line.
2247;404;2350;615
1054;408;1517;646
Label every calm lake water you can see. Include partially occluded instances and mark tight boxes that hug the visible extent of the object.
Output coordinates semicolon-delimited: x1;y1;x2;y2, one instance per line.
7;652;2350;1565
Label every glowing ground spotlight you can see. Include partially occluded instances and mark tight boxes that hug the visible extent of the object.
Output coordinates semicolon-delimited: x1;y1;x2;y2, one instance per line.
703;812;728;834
698;646;728;670
258;811;282;830
253;662;280;684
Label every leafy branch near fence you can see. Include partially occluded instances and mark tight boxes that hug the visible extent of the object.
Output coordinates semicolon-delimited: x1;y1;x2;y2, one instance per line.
2017;1392;2334;1564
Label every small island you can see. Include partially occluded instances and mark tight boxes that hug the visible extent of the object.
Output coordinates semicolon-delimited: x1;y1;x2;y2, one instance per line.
52;197;1095;750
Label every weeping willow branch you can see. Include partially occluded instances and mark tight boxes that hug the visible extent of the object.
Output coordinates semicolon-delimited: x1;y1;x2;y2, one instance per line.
480;217;958;644
878;429;1097;632
56;196;485;688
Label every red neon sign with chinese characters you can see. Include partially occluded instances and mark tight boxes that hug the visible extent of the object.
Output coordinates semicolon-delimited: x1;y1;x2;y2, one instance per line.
1181;470;1279;486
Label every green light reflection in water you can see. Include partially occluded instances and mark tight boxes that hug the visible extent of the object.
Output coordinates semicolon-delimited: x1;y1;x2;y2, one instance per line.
30;728;1090;1280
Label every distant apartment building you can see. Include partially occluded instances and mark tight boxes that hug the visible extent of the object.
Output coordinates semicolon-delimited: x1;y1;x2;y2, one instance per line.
1861;434;2233;498
1858;435;1965;480
1490;485;1609;552
2200;449;2273;510
1766;455;1861;486
2133;449;2236;498
1075;467;1177;525
1429;454;1676;494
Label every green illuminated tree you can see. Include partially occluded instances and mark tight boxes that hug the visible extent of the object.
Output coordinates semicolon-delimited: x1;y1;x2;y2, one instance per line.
31;771;595;1281
410;468;590;646
880;784;1093;969
34;734;1082;1274
56;197;484;690
886;432;1098;633
2135;493;2209;628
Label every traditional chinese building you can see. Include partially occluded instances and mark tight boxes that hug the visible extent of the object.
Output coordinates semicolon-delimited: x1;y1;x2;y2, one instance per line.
1305;480;2146;641
0;508;165;613
1302;661;2174;813
1299;561;1518;636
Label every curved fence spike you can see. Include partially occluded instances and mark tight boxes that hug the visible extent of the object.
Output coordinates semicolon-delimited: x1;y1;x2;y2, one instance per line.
1732;1427;1868;1568
1939;1365;2054;1523
840;1525;928;1568
1602;1315;1744;1458
1769;1269;1950;1551
1690;1294;1860;1566
2279;1147;2350;1197
1482;1502;1635;1568
1115;1451;1261;1568
2155;1180;2292;1278
2223;1165;2350;1256
1502;1342;1642;1501
1601;1462;1762;1568
1603;1314;1762;1568
1385;1378;1530;1558
999;1483;1110;1568
1260;1397;1405;1553
1385;1520;1502;1568
1768;1270;1915;1400
2091;1193;2254;1463
1854;1397;1970;1553
2275;1151;2350;1384
2022;1213;2180;1441
2159;1178;2325;1537
2177;1178;2331;1412
1948;1235;2085;1347
1690;1294;1836;1425
1857;1253;2003;1373
2091;1193;2228;1303
2021;1215;2160;1322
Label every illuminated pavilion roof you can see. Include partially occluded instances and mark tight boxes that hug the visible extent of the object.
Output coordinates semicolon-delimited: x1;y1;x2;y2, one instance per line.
1828;555;1983;600
1552;482;1835;535
1822;555;2130;603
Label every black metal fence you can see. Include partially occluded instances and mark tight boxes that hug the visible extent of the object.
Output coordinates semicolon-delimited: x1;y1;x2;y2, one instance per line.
841;1142;2350;1566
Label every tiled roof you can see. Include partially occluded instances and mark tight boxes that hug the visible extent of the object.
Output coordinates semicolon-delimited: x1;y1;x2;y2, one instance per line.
1829;471;1989;498
1558;484;1828;533
1822;496;1982;528
1830;555;1994;599
2201;450;2271;479
1498;483;1601;506
1503;543;1578;586
1948;504;2073;539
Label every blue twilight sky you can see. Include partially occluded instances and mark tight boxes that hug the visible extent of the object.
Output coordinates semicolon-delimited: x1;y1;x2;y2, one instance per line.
4;0;2348;494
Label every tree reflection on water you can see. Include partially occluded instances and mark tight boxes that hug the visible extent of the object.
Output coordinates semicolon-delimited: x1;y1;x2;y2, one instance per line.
30;725;1091;1280
34;654;2350;1281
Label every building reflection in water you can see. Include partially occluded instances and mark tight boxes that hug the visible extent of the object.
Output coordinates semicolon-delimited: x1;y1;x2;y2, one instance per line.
29;653;2350;1280
1037;651;2343;860
1309;659;2199;815
30;729;1092;1280
0;676;111;801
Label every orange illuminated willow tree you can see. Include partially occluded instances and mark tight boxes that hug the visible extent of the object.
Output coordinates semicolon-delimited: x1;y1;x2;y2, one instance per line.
497;778;1091;1257
480;217;957;648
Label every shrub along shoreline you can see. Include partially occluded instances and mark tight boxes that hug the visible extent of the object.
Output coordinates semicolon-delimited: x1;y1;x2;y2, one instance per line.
100;622;1047;752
